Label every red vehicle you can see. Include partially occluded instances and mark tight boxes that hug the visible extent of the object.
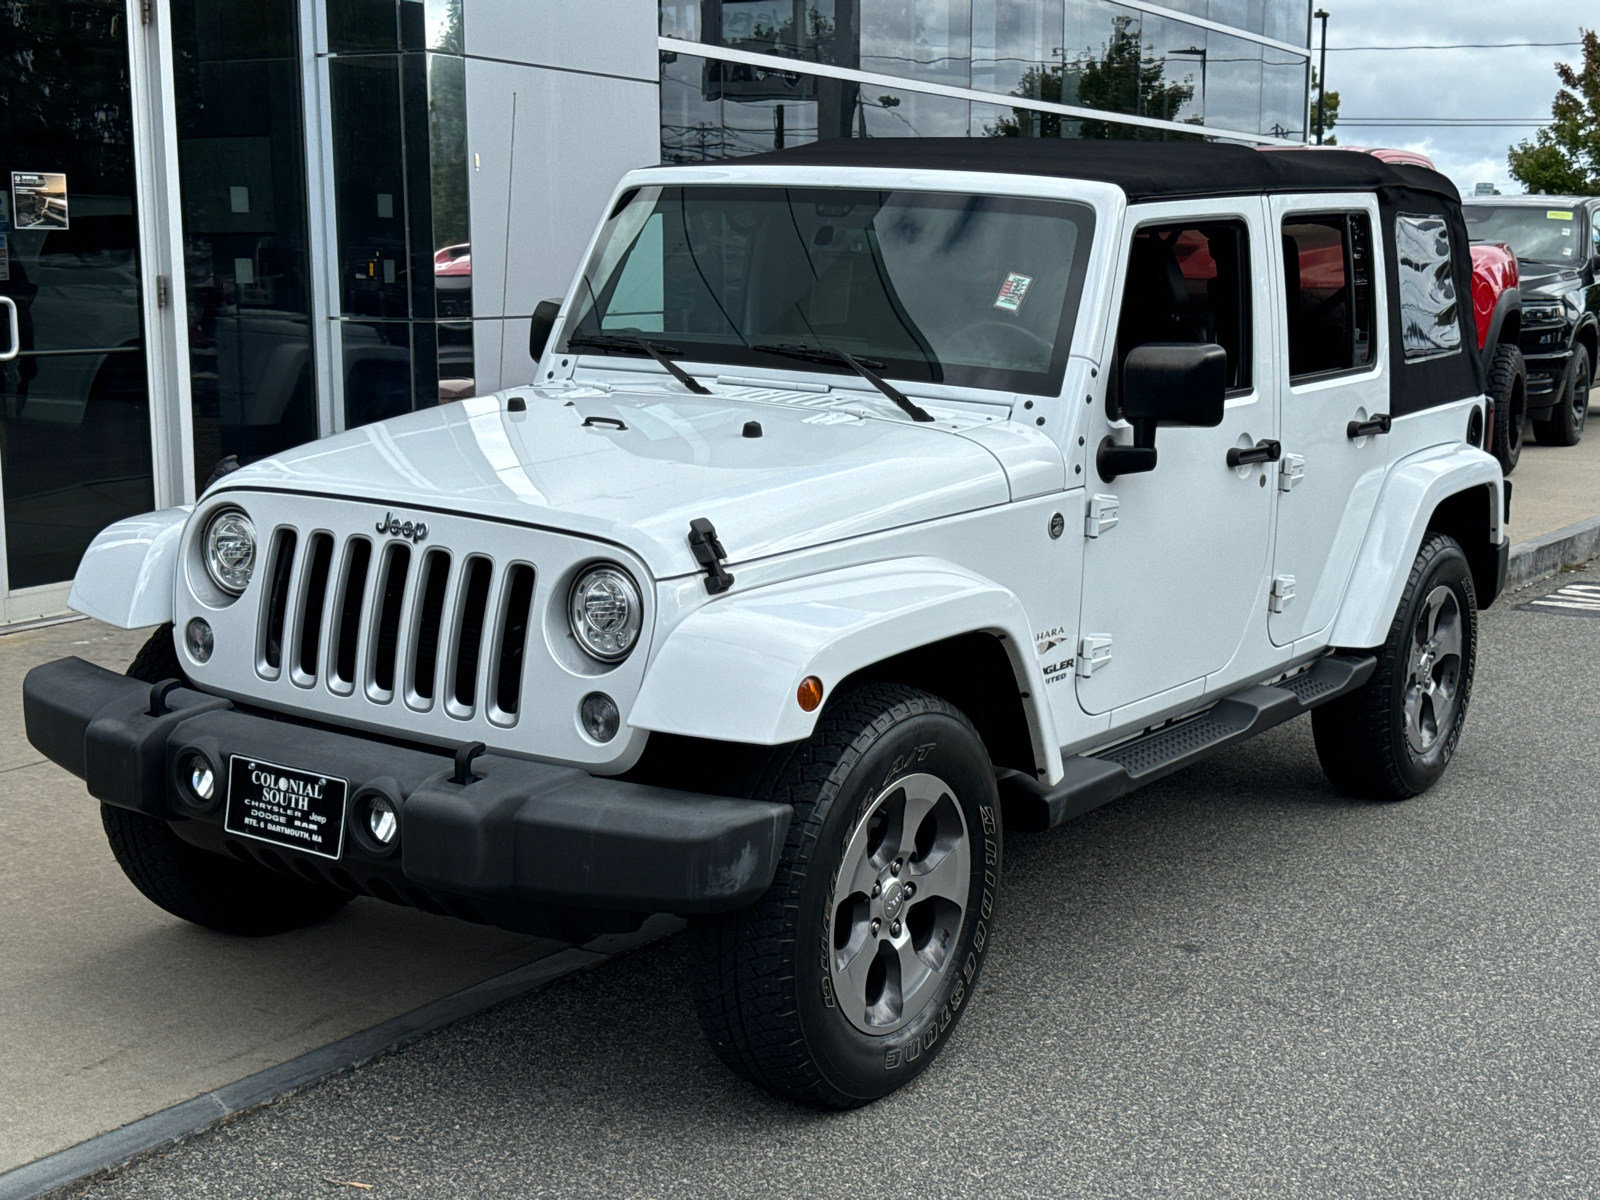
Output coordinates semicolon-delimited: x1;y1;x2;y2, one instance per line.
1264;147;1526;471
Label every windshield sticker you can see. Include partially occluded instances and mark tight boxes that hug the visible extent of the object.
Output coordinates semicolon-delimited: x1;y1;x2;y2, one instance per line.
1547;210;1574;220
994;272;1033;313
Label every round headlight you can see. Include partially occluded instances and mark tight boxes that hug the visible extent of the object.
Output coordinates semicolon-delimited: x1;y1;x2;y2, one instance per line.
203;508;256;595
568;565;642;662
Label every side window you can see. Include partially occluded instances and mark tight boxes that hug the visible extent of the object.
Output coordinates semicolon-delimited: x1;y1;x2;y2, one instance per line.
1393;213;1462;360
1111;219;1251;415
1282;213;1375;379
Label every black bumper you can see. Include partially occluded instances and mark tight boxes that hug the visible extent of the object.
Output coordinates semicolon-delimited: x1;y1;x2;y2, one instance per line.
24;657;790;935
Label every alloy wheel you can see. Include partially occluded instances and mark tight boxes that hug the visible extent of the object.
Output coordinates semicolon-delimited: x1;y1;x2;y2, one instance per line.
1404;585;1463;756
829;772;971;1035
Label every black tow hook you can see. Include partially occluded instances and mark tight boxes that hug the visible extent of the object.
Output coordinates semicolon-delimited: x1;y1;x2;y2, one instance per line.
147;679;183;717
454;741;486;785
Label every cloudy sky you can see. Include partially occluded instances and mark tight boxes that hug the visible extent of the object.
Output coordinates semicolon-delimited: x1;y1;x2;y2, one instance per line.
1319;0;1593;195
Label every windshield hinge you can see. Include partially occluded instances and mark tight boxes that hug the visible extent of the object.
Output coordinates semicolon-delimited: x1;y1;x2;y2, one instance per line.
1085;493;1119;538
688;517;734;595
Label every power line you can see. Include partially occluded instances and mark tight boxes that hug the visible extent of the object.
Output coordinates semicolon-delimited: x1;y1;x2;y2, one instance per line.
1326;40;1582;51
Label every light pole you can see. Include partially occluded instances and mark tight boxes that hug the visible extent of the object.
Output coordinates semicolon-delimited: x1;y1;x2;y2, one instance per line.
1313;8;1330;144
1171;45;1207;122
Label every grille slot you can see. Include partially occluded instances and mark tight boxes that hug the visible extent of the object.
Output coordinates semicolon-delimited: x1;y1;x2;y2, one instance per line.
451;557;494;711
411;550;452;702
371;542;411;695
332;539;372;688
494;565;536;716
262;529;297;673
296;533;335;683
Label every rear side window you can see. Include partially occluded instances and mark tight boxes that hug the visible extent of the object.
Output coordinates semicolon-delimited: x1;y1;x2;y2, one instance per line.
1394;213;1463;360
1282;213;1375;379
1113;220;1252;414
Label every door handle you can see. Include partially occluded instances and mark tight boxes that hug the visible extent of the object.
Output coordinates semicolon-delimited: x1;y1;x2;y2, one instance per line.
1347;413;1392;439
0;297;18;363
1226;438;1281;468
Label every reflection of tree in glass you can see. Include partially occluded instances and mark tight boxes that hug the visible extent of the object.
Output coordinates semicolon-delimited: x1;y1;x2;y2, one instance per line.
744;8;837;63
985;16;1196;141
428;3;469;253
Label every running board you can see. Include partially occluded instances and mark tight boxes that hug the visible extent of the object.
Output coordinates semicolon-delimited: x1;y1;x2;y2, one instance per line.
1001;653;1377;832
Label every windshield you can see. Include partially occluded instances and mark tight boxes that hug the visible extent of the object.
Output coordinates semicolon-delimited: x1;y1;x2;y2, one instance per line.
1464;204;1589;265
563;185;1095;397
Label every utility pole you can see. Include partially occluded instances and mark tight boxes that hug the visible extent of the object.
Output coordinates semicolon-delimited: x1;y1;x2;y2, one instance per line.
1313;8;1330;144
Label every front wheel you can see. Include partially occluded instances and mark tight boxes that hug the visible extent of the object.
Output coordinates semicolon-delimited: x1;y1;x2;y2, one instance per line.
1531;343;1590;447
688;683;1001;1108
1312;533;1478;799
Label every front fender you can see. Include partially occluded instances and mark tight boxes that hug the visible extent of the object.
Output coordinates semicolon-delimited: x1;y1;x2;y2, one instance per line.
632;558;1060;781
1328;446;1503;650
67;507;191;629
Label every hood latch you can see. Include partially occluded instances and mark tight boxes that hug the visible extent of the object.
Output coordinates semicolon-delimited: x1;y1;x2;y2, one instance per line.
688;518;735;595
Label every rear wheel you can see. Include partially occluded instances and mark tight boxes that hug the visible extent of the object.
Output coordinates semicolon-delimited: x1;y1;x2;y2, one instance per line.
688;683;1001;1108
1312;534;1477;800
1486;343;1526;474
101;626;353;936
1531;343;1590;447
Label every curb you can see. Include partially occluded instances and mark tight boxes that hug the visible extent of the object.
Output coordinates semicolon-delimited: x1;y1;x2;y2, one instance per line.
0;915;684;1200
1506;514;1600;592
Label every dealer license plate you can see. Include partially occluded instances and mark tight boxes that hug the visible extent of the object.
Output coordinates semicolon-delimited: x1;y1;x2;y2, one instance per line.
224;756;348;860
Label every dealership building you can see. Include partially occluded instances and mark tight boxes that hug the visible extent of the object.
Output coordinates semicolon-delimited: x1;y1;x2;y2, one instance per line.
0;0;1313;624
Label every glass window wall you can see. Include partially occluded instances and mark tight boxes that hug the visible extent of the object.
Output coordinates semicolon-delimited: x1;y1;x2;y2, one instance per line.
0;0;156;591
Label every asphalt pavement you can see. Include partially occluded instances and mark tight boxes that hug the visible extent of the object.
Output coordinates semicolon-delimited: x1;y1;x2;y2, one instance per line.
47;569;1600;1199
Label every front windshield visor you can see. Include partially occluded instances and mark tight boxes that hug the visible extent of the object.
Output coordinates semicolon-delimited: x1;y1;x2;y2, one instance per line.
1464;204;1583;264
563;185;1096;397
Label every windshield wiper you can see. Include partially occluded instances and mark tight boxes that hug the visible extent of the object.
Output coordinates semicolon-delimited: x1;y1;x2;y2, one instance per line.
751;343;934;423
565;333;711;395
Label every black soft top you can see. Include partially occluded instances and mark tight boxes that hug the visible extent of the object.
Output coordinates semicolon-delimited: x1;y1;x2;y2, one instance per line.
733;139;1463;205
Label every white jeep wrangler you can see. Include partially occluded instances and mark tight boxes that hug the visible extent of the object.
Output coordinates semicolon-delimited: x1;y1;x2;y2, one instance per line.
25;141;1507;1108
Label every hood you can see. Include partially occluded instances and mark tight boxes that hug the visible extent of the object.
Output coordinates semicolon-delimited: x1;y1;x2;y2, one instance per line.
1517;264;1585;297
215;385;1014;578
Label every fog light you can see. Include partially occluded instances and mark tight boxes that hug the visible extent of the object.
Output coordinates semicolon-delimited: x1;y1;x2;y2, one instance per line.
580;692;621;742
187;755;216;802
185;617;213;663
366;795;399;846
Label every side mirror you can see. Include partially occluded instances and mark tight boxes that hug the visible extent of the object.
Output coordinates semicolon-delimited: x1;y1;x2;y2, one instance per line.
528;298;562;363
1098;343;1228;482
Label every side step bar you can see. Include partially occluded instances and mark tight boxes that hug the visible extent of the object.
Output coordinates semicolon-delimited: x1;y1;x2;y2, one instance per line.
1001;653;1377;832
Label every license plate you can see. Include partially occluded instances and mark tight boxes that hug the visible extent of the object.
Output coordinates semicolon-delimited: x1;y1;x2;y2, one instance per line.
224;756;347;860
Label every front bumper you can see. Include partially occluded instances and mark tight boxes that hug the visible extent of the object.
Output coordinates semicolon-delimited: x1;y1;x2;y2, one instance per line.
1521;345;1572;405
24;657;790;938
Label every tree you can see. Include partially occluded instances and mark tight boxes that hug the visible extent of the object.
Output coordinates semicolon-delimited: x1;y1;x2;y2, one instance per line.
986;16;1196;140
1508;28;1600;195
1312;68;1340;145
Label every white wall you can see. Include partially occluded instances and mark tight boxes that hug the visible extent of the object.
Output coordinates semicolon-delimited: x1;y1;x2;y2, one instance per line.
465;0;660;393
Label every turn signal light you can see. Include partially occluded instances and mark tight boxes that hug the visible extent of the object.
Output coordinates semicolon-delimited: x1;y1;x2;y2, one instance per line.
797;676;824;712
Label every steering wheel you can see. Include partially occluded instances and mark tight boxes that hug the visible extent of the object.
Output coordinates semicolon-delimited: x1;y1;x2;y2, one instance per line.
944;320;1054;365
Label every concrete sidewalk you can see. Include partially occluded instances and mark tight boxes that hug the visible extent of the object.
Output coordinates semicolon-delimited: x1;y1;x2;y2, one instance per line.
1506;427;1600;543
0;621;569;1176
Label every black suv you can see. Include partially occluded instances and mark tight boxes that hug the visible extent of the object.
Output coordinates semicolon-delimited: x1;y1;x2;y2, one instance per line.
1464;196;1599;445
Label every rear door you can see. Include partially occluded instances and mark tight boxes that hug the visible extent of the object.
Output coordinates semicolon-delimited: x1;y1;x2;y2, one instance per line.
1075;198;1276;718
1268;194;1390;646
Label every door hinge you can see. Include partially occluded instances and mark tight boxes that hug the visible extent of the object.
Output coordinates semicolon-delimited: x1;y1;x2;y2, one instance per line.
1269;575;1297;614
1078;634;1113;678
1279;453;1305;492
1084;493;1120;539
155;275;169;308
141;0;152;24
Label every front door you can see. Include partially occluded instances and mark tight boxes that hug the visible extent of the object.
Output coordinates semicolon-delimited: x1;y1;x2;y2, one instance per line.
1076;199;1276;718
1268;196;1389;646
0;0;156;596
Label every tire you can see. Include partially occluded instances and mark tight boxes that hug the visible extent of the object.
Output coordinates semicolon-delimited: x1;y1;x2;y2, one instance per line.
102;626;354;936
688;683;1001;1108
1531;343;1591;447
1312;534;1477;800
1486;343;1526;474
